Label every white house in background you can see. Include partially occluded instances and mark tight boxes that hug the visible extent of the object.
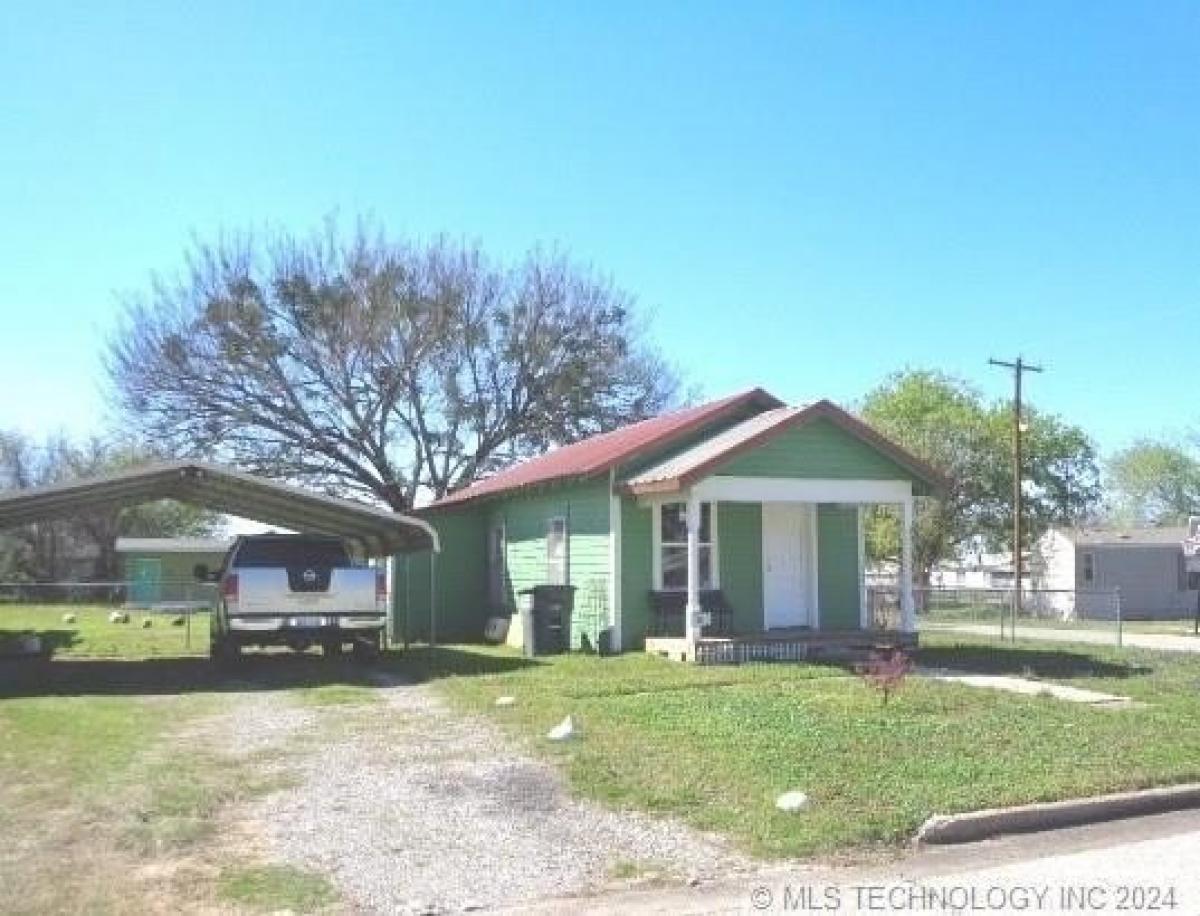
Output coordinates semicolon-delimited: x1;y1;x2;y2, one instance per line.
1032;526;1197;620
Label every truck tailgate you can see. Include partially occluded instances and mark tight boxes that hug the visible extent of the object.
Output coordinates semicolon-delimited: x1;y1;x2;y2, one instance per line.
234;568;378;614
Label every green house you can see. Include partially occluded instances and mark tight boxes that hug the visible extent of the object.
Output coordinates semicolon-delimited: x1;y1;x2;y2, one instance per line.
395;389;943;660
116;537;231;608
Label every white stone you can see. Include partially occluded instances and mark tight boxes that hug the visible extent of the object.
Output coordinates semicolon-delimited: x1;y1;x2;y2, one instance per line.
494;696;516;707
61;612;76;624
775;791;810;812
546;715;576;741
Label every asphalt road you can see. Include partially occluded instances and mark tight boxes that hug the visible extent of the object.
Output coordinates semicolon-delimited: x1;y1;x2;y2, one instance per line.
525;809;1200;914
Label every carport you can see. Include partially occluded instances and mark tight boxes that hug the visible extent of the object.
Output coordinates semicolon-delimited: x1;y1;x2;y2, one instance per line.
0;461;441;645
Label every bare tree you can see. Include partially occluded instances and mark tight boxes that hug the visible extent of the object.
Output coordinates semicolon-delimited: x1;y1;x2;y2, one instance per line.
106;224;680;510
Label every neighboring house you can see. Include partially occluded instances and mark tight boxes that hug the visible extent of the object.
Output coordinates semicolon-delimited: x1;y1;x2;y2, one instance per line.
115;537;232;607
396;389;944;657
1032;527;1197;620
929;546;1032;591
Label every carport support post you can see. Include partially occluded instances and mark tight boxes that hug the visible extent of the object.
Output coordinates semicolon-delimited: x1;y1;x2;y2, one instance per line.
900;497;916;633
429;550;438;647
684;491;702;657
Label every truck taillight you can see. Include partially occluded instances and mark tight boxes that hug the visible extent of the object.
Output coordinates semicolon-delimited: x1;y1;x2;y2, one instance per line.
222;574;239;600
375;571;387;610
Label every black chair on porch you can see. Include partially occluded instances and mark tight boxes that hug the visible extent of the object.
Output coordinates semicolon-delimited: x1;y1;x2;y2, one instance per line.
646;589;734;638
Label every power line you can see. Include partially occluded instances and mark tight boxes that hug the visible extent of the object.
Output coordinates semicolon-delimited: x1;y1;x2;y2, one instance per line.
989;356;1044;641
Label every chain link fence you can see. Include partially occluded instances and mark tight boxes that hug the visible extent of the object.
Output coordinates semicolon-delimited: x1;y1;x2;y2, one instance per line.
913;585;1128;646
0;580;217;657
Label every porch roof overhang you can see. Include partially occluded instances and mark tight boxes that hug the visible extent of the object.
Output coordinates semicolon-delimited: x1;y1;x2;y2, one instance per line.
0;461;439;557
620;400;949;499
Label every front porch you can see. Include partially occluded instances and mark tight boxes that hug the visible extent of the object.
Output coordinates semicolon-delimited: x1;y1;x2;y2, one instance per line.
627;477;920;661
646;625;918;665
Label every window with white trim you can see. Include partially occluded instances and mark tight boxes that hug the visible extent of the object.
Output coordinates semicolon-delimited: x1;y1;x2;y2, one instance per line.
658;502;715;590
546;517;568;584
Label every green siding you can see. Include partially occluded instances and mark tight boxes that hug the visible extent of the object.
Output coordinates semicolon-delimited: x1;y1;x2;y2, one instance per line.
488;479;611;650
394;509;488;643
121;550;226;605
619;498;653;650
121;550;226;585
817;504;861;630
716;417;915;482
717;502;763;634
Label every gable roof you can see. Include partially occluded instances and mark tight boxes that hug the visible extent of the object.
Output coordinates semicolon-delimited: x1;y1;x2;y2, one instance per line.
429;388;783;508
0;461;438;556
623;400;949;495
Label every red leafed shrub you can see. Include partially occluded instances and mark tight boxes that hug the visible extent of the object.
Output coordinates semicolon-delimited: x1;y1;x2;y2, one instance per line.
858;647;913;706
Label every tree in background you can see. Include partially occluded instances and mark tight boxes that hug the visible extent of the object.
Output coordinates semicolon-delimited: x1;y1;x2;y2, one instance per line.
1107;440;1200;526
107;223;680;510
860;370;1101;581
0;433;219;582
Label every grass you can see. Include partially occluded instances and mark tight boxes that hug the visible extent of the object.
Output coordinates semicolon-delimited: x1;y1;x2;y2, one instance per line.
0;640;351;912
417;638;1200;858
218;864;337;912
0;603;210;658
8;600;1200;893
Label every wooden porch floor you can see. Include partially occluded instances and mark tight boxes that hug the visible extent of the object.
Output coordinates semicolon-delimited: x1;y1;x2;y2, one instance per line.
645;628;917;665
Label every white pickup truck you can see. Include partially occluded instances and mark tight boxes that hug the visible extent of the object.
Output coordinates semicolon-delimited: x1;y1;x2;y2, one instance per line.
200;534;387;662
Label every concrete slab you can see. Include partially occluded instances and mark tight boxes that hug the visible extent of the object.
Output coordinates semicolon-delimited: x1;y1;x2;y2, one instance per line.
919;668;1131;706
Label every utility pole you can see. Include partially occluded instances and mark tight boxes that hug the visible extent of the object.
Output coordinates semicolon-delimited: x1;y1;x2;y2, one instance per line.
989;356;1043;641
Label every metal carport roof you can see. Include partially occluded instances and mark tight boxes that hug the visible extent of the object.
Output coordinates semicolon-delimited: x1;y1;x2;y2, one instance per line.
0;461;438;557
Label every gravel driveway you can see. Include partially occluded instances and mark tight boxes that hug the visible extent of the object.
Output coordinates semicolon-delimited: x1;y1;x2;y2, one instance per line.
232;677;748;914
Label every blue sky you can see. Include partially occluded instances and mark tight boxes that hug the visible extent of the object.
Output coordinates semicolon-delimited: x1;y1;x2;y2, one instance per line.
2;2;1197;459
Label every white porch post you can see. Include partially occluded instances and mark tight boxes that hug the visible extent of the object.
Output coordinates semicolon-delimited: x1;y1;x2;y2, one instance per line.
900;497;916;633
684;490;702;655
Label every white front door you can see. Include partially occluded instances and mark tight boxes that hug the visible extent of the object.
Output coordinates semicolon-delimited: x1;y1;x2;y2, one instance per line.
762;503;814;629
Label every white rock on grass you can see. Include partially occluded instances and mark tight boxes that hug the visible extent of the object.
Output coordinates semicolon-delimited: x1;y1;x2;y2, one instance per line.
775;791;810;813
546;715;576;742
108;611;129;624
494;696;516;707
62;612;77;624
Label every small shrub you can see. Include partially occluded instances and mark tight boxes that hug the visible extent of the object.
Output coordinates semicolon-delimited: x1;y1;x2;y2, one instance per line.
858;647;913;706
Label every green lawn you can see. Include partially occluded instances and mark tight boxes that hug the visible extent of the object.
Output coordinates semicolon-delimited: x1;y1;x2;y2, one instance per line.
7;612;1200;875
413;637;1200;858
0;651;367;913
0;603;210;658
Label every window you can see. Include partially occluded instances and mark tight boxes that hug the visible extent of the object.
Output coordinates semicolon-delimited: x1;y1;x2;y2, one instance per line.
547;517;568;584
488;524;506;605
1082;552;1095;584
657;502;715;590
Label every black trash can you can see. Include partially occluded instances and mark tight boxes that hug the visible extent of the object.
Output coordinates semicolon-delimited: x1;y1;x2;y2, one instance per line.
520;584;577;655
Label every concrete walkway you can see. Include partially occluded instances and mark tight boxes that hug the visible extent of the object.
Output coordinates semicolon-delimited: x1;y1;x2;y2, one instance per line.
919;668;1131;705
929;622;1200;653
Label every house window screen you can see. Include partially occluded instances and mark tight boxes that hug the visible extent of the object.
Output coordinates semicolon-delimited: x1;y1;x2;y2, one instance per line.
488;525;506;605
546;517;568;584
1082;552;1095;584
660;502;713;590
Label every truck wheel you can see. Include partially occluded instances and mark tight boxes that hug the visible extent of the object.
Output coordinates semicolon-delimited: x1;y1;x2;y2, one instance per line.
322;639;344;659
211;636;241;665
352;634;381;662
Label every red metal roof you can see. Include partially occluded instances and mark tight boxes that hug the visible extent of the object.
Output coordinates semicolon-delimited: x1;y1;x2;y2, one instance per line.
429;388;783;508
